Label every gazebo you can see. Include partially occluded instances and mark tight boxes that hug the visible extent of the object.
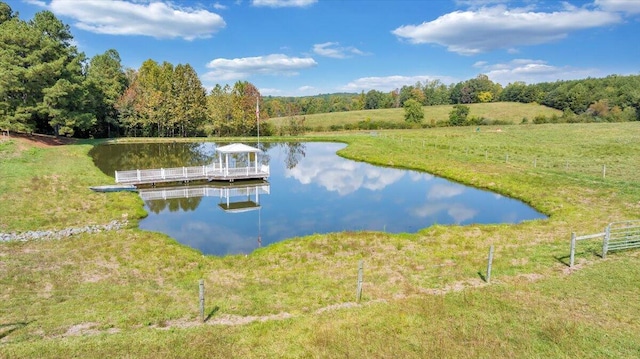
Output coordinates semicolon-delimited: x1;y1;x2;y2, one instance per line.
215;143;269;181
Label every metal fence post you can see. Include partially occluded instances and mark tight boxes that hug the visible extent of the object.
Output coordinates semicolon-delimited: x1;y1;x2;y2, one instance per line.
602;224;610;259
486;245;495;283
356;260;363;302
199;279;205;322
570;232;576;267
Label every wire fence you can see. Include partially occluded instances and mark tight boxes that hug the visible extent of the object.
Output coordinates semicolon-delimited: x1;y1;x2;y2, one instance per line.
376;133;637;183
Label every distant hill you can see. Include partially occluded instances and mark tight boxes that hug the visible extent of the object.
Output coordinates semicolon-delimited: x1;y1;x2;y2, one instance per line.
267;102;562;131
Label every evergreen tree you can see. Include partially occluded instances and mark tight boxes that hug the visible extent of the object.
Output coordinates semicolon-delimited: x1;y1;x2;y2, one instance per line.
85;49;127;137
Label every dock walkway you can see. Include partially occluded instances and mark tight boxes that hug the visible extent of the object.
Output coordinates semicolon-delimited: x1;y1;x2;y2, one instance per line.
115;164;270;185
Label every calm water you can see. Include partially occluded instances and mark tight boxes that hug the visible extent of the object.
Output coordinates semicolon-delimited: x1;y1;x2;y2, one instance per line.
90;142;546;255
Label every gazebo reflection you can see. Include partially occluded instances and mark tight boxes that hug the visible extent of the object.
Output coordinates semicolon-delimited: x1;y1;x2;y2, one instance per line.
138;181;270;248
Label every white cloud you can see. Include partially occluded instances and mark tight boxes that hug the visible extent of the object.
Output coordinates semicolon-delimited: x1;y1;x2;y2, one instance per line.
45;0;225;40
257;88;282;96
595;0;640;15
411;203;477;224
213;2;227;10
474;59;602;85
340;75;457;93
298;85;316;92
203;54;317;82
252;0;317;8
427;184;465;200
285;145;407;196
313;42;367;59
454;0;510;6
392;5;621;55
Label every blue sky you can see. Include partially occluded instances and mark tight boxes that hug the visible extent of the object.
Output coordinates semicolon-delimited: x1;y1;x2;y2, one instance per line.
10;0;640;96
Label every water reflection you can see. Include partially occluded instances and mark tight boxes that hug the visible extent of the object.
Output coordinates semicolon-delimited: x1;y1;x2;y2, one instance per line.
286;151;407;196
90;142;546;256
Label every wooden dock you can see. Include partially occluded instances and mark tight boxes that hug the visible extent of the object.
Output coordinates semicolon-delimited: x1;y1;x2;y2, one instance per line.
115;164;270;185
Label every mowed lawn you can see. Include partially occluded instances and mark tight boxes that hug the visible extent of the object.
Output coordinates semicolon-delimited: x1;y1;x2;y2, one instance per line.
1;121;640;358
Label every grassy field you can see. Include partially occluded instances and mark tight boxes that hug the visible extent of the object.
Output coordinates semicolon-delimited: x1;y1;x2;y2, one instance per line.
268;102;562;129
1;121;639;358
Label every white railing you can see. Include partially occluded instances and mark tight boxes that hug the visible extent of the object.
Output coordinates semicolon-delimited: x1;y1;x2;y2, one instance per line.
138;184;270;201
115;163;270;184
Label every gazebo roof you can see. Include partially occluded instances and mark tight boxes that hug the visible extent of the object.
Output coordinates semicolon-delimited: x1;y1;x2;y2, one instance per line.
216;143;262;154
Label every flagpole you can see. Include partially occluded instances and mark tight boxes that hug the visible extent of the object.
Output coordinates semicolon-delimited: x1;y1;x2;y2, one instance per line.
256;97;260;146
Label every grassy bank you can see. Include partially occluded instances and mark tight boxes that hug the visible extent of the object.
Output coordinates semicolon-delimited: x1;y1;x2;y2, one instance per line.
1;123;639;357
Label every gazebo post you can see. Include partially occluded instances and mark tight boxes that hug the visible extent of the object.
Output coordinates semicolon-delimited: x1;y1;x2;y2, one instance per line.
254;152;258;173
225;153;229;176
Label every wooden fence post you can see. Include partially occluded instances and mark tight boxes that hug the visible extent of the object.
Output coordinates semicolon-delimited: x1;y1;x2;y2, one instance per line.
486;245;495;283
570;232;576;267
199;279;205;322
356;260;363;302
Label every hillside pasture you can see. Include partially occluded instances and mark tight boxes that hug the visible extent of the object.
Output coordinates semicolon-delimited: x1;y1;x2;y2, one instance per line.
268;102;562;129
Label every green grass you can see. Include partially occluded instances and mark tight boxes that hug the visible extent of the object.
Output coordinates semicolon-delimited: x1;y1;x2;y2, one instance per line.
0;139;145;232
1;121;640;357
268;102;562;129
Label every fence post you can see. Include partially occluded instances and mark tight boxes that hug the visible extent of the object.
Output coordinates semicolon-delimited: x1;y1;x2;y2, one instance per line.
356;260;363;302
199;279;205;322
570;232;576;267
533;158;537;168
486;245;495;283
602;164;606;179
505;153;509;163
602;224;610;259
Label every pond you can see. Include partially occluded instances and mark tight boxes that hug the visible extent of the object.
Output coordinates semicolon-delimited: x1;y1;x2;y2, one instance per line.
90;141;546;256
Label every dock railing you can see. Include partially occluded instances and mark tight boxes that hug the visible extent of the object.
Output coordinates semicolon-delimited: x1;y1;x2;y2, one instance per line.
115;163;269;185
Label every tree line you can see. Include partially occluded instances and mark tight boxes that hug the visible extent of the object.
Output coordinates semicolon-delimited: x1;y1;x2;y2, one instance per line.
0;3;268;138
265;73;640;123
1;2;637;139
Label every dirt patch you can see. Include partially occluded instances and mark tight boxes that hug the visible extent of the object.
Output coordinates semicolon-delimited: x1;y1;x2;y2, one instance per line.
6;132;76;147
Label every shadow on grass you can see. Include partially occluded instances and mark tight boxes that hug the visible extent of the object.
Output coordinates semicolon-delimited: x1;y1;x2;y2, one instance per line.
0;321;32;340
204;306;220;323
555;249;604;267
554;254;571;267
477;271;487;283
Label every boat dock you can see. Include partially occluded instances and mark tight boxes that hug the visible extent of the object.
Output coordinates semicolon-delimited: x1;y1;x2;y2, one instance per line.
115;164;269;185
114;143;269;186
